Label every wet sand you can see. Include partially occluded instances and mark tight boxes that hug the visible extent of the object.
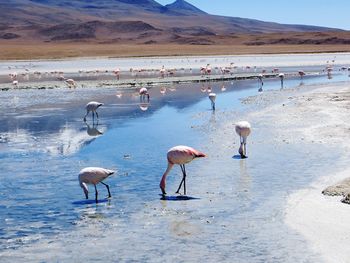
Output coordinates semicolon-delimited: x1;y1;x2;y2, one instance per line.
257;82;350;263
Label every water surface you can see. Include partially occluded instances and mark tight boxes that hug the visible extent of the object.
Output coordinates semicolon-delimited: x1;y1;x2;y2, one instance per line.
1;72;349;262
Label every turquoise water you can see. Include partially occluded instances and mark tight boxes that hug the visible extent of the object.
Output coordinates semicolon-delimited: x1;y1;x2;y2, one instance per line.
0;72;349;262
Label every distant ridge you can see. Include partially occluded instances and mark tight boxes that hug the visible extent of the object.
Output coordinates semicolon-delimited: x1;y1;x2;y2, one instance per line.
165;0;206;14
0;0;342;43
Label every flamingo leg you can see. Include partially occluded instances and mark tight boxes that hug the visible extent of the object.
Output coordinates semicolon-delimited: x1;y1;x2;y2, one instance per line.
101;182;111;198
95;111;99;119
94;184;98;203
83;110;89;121
176;164;186;194
183;164;187;195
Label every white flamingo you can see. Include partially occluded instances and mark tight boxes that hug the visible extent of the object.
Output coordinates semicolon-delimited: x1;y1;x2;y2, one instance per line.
235;121;251;158
114;68;120;80
160;66;166;78
208;92;216;110
79;167;115;202
139;87;150;101
84;101;104;122
65;78;77;88
278;73;285;88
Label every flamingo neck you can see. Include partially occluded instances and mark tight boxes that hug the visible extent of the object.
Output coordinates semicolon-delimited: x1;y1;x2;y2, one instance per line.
160;162;174;194
80;181;89;199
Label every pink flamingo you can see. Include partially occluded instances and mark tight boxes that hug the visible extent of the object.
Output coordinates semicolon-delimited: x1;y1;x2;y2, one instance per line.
114;68;120;80
235;121;251;158
139;87;150;101
159;145;206;195
298;70;306;79
79;167;115;202
84;101;104;121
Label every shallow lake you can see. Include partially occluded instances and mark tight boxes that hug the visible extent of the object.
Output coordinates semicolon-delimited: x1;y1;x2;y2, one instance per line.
0;71;349;262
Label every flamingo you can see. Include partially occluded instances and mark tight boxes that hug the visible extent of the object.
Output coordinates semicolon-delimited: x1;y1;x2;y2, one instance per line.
160;66;166;78
114;68;120;80
257;74;263;92
12;80;18;87
208;92;216;110
9;72;17;80
205;64;212;75
139;87;150;101
78;167;115;202
235;121;251;159
298;70;305;79
65;78;77;88
278;73;285;88
83;101;104;122
159;145;206;195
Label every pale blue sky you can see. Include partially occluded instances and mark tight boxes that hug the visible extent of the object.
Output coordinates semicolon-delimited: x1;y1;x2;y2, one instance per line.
157;0;350;30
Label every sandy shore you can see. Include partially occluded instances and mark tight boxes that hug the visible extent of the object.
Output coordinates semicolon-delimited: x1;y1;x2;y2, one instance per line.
2;43;350;60
251;82;350;262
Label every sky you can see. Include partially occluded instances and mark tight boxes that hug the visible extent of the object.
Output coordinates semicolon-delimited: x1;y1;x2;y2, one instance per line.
156;0;350;30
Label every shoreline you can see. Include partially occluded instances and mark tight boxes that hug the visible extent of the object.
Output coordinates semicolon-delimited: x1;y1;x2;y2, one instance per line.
271;82;350;262
0;72;308;91
2;52;349;90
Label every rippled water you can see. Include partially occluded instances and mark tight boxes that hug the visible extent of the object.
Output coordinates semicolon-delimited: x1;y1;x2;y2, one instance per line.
0;72;349;262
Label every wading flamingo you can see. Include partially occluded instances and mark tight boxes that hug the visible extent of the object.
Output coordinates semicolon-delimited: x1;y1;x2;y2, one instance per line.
235;121;251;159
160;145;206;195
84;101;104;122
160;66;166;78
114;68;120;80
257;74;263;92
65;78;77;88
298;70;305;79
278;73;285;88
139;87;150;101
208;92;216;110
79;167;115;202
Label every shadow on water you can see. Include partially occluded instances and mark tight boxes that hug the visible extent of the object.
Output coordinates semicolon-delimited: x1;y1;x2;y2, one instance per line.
72;198;110;205
232;154;246;159
159;194;200;201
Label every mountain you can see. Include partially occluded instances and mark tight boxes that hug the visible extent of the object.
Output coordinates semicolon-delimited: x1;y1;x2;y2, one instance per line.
0;0;341;43
164;0;206;15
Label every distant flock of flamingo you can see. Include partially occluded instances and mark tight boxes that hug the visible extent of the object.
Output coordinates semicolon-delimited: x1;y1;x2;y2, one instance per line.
6;60;347;89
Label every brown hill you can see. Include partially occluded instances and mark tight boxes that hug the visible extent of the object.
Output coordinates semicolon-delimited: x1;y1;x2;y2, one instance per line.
0;0;342;44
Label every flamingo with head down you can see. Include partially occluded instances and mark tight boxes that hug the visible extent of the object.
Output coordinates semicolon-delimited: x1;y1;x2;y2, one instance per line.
84;101;104;122
159;146;206;196
79;167;115;202
235;121;251;159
